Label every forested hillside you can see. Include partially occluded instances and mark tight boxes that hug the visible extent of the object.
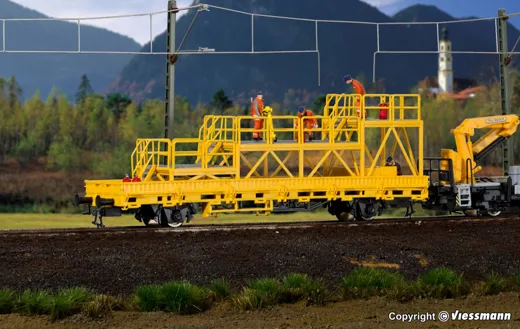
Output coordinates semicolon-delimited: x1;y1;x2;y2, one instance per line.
1;71;520;211
0;0;141;100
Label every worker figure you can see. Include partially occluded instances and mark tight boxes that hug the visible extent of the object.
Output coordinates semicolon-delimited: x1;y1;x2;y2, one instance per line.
343;75;366;118
386;156;402;176
131;175;141;182
251;92;265;141
122;174;131;182
294;106;318;142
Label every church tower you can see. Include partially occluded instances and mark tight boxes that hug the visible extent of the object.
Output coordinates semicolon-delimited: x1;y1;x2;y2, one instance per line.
438;27;453;93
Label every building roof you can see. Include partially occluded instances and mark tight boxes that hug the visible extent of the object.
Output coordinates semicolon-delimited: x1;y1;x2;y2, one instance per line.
446;86;485;100
418;77;484;100
440;27;449;41
420;76;478;93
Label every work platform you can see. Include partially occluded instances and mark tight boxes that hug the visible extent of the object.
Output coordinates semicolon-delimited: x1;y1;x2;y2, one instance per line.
83;93;430;217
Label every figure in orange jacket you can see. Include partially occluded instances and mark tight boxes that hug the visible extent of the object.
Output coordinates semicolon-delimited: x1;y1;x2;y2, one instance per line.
122;174;131;182
251;92;264;141
294;106;318;142
344;75;366;118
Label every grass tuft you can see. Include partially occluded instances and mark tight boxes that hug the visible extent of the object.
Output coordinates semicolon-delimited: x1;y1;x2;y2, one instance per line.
483;272;506;296
0;289;15;314
302;278;328;306
340;268;405;300
281;273;329;306
417;267;464;299
232;278;282;311
134;284;163;312
232;288;265;311
135;282;210;315
281;273;309;303
472;272;506;296
247;278;282;306
50;287;92;321
113;294;138;312
209;279;231;301
82;294;117;319
160;281;210;315
16;290;53;315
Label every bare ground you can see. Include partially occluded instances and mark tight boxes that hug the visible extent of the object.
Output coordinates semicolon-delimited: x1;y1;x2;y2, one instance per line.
1;293;520;329
0;217;520;294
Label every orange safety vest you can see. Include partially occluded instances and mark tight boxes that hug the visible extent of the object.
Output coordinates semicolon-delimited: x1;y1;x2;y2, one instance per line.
351;79;366;96
296;110;318;127
251;97;264;117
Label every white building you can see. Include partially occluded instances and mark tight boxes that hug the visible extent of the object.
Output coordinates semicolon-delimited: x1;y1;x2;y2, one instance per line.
438;27;454;93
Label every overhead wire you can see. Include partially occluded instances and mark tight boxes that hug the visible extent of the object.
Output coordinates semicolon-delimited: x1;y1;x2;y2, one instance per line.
1;2;520;86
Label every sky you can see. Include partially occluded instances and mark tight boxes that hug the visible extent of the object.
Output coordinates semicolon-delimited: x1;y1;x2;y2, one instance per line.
9;0;520;46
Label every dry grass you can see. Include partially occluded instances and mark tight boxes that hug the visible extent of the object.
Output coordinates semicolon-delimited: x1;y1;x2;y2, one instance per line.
0;212;332;230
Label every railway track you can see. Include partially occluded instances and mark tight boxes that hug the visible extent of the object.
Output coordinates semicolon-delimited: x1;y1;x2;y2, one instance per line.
1;213;517;236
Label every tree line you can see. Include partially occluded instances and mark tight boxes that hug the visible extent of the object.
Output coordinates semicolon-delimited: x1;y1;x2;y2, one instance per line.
1;72;520;179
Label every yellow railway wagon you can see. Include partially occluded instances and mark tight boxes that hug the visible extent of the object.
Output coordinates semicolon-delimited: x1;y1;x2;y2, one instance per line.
75;93;434;227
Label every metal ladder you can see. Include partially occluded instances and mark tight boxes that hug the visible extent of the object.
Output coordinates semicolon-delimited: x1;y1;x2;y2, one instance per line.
456;184;472;207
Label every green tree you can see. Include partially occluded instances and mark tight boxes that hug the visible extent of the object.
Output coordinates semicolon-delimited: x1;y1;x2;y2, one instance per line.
210;89;233;113
47;136;83;172
7;75;22;109
75;73;93;105
312;95;326;112
104;93;132;119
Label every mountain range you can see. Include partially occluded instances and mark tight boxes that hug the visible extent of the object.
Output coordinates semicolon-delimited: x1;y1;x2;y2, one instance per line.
1;0;519;106
108;0;520;106
0;0;141;100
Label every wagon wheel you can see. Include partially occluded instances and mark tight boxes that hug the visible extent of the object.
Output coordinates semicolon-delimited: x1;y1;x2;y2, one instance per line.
354;203;374;221
483;210;501;217
356;214;375;221
158;209;184;228
167;210;185;228
336;211;354;222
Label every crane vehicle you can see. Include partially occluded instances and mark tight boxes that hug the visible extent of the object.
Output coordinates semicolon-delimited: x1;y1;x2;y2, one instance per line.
421;114;520;217
73;93;520;228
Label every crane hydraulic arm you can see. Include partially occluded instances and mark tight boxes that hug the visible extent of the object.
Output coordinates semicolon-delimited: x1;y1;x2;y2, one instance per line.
441;114;520;184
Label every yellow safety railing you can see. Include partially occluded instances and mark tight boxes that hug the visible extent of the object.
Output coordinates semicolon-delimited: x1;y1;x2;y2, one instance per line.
237;116;286;143
201;116;237;142
360;94;420;122
127;93;422;181
195;116;237;164
323;93;421;122
390;94;421;121
324;94;359;117
171;138;202;168
131;139;171;180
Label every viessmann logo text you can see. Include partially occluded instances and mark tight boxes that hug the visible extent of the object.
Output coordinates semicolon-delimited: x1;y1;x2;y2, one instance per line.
485;117;507;124
448;310;511;321
389;310;512;322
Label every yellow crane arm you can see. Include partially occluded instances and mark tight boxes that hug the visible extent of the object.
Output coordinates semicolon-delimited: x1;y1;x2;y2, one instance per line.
442;114;520;184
